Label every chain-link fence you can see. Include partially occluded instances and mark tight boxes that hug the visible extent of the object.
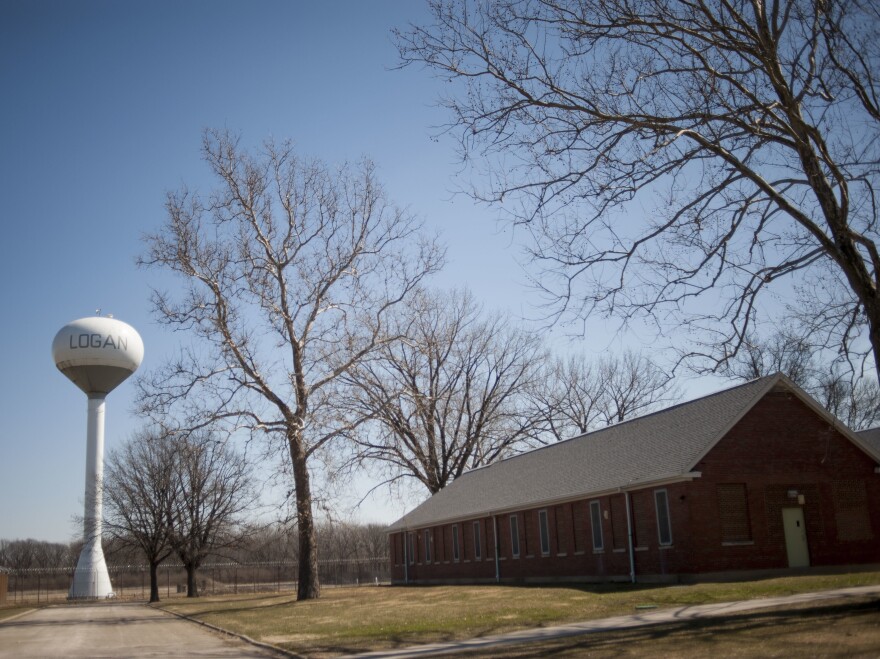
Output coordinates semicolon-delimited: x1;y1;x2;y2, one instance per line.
3;557;390;605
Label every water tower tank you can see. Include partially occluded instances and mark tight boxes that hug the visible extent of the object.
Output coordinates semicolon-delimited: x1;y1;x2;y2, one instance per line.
52;316;144;395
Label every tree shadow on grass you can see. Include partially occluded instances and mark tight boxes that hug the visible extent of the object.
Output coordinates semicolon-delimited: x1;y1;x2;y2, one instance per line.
439;597;880;659
157;592;300;618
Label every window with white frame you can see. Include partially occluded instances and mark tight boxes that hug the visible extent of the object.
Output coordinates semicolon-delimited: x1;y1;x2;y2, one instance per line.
538;509;551;556
509;514;520;558
589;500;604;551
655;489;673;546
473;521;482;560
452;524;460;562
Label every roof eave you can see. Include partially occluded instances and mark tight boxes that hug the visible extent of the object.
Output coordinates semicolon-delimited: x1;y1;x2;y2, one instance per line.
386;471;703;533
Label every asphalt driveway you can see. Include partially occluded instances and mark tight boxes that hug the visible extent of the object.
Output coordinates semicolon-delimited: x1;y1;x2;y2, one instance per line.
0;602;283;658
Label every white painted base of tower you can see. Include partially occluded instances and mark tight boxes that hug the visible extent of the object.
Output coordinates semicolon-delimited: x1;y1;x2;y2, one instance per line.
69;539;114;599
69;395;114;599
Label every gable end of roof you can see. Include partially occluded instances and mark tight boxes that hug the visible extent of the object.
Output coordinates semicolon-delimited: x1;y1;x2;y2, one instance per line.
387;372;880;534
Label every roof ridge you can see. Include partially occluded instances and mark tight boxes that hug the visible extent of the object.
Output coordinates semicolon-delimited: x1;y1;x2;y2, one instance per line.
463;372;780;476
388;372;790;532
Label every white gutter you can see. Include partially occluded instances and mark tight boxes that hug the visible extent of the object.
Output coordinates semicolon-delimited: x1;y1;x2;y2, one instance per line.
492;515;500;583
403;531;409;584
624;491;636;584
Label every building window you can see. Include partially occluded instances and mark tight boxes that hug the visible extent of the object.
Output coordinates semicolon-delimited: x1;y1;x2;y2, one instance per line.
717;483;752;543
509;514;520;558
473;521;482;560
424;529;432;563
589;500;604;551
655;489;673;546
538;509;551;556
452;524;460;562
833;480;873;542
408;532;415;565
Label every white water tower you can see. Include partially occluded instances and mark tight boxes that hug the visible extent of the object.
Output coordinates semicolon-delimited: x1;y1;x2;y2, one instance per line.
52;316;144;599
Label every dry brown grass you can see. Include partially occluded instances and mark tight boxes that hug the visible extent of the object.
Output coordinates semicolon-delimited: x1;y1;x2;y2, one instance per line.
157;571;880;657
445;596;880;658
0;606;33;622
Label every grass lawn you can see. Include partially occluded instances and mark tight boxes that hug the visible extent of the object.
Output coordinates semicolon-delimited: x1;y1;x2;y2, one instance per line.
446;596;880;658
158;570;880;657
0;606;33;622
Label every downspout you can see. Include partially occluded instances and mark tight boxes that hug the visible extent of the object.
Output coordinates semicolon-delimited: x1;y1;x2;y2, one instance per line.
492;515;500;583
624;491;636;584
403;531;409;584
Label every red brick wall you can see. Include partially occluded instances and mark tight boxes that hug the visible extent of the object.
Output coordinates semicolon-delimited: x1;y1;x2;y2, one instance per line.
390;389;880;584
683;388;880;573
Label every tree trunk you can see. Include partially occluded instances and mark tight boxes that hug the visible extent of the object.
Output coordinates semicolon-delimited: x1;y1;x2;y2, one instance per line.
149;561;160;603
289;429;320;600
186;563;198;598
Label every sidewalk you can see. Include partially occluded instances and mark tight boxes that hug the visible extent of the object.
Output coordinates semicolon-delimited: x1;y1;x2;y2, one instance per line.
348;584;880;658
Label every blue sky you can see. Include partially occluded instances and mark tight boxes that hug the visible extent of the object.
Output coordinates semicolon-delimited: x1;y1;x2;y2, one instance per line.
0;0;720;543
0;0;533;542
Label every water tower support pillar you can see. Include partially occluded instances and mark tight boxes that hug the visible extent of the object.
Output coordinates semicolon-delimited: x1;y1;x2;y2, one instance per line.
69;394;113;599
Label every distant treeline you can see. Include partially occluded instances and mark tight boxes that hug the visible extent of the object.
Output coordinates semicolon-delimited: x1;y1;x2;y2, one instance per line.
0;520;388;572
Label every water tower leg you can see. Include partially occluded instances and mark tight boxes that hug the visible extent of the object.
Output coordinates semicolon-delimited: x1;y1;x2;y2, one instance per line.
69;395;113;599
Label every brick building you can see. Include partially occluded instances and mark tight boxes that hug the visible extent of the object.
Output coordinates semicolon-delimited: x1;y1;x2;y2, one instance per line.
388;373;880;584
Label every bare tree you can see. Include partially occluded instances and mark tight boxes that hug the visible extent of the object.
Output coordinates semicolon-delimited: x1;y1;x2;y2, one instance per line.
0;540;37;571
139;129;443;599
720;331;816;384
103;428;178;603
0;539;75;571
236;524;299;564
360;524;388;561
345;288;545;494
171;431;254;598
532;350;680;442
233;519;388;565
397;0;880;379
314;520;392;563
600;351;681;424
816;372;880;431
720;330;880;429
43;542;76;569
528;354;604;441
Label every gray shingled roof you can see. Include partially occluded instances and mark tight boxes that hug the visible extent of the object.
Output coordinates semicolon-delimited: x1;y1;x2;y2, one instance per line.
388;373;880;532
858;427;880;455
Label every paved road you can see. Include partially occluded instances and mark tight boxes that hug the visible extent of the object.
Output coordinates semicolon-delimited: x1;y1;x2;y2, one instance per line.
0;602;283;658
